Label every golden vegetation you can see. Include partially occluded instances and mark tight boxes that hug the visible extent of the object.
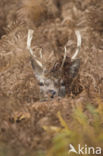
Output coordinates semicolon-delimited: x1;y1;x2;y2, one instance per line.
44;99;103;156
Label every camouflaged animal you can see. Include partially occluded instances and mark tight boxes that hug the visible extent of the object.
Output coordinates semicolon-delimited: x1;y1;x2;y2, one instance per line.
27;29;82;100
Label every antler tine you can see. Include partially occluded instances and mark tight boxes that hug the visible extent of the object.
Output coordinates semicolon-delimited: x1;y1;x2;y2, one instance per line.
39;48;43;59
60;30;81;69
27;29;34;56
61;46;67;69
72;30;82;60
27;29;43;69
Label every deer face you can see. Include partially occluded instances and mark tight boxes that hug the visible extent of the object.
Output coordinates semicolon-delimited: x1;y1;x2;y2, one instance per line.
39;78;60;99
39;78;67;100
27;29;81;100
30;56;66;100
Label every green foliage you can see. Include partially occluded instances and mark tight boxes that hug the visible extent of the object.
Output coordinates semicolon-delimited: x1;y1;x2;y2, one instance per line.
44;100;103;156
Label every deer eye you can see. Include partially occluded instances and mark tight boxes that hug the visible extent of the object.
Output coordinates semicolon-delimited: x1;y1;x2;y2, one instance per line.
39;82;44;86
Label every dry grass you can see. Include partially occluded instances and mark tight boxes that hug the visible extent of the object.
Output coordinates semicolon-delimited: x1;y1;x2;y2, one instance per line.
0;0;103;155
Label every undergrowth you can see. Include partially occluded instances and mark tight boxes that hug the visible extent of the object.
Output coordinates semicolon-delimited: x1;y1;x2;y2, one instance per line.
0;99;103;156
44;98;103;156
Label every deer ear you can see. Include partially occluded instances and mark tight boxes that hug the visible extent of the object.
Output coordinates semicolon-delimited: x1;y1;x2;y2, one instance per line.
69;59;80;79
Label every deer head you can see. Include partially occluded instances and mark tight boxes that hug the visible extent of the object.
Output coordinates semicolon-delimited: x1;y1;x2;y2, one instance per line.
27;29;81;100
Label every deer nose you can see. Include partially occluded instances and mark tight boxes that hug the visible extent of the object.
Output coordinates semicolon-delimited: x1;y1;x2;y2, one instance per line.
49;90;56;98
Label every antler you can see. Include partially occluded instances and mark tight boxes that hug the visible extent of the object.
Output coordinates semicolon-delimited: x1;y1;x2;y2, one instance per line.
27;29;46;81
72;30;82;60
27;29;43;69
27;29;34;55
61;30;82;68
61;46;67;69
